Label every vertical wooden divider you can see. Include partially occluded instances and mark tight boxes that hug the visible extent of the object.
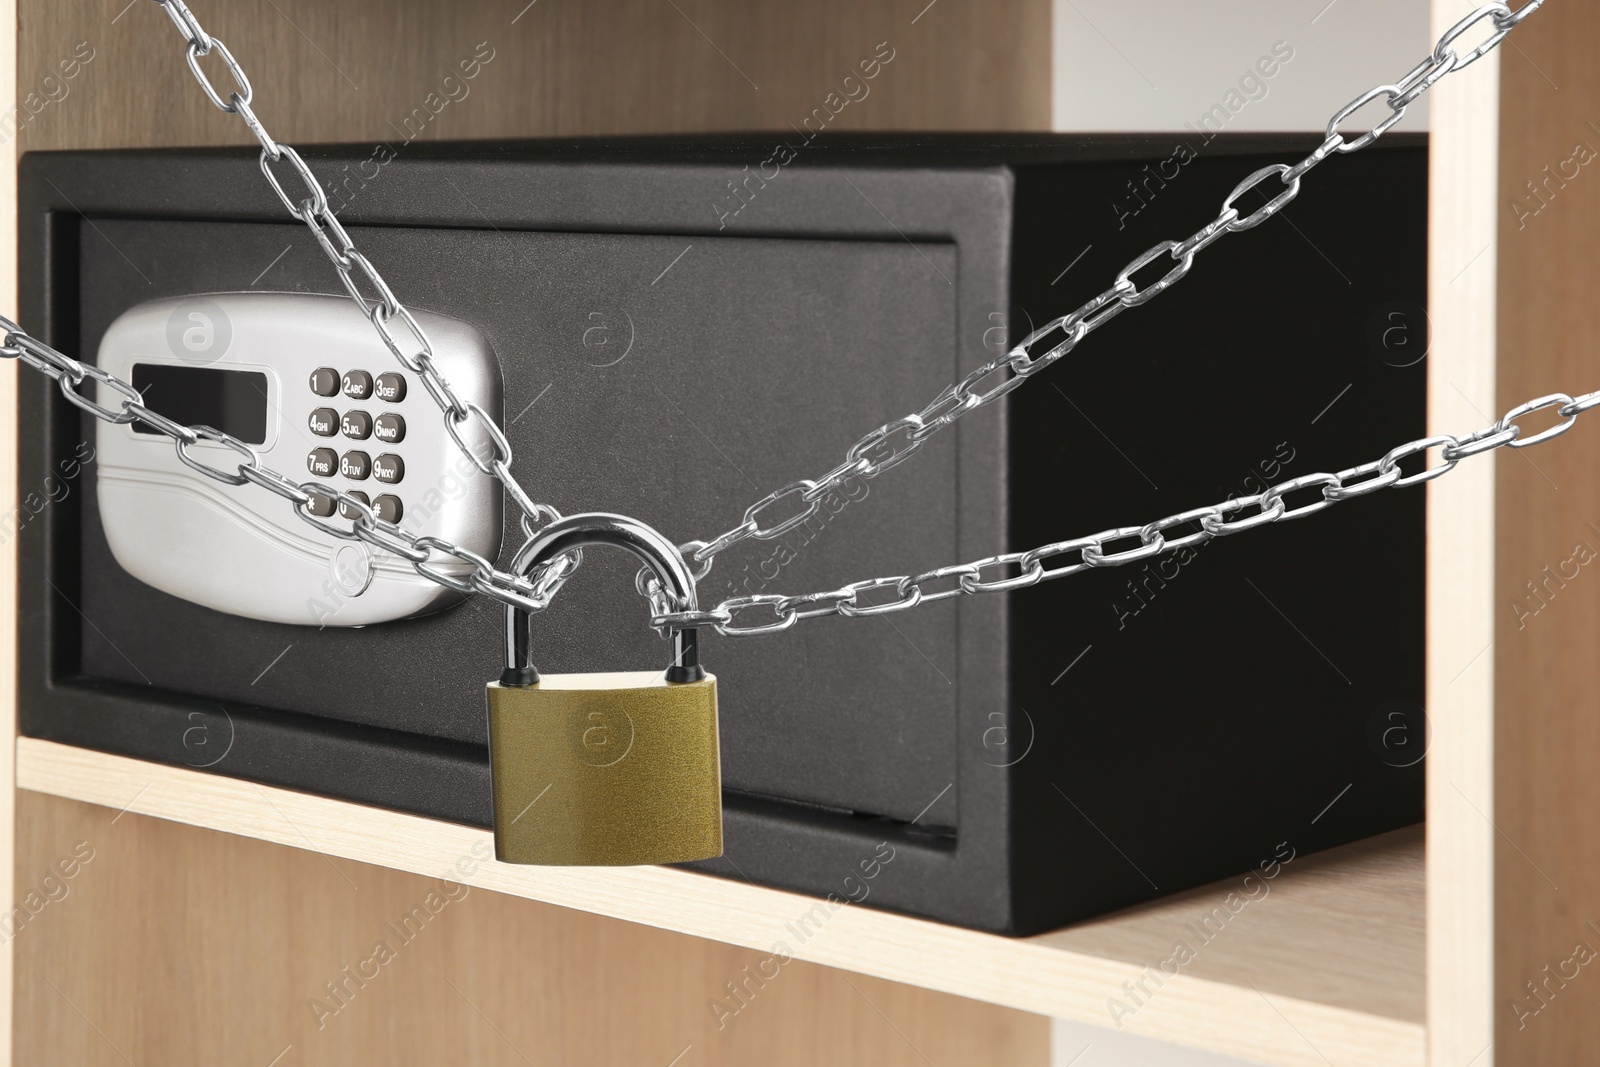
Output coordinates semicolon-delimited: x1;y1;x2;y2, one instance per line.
1426;3;1500;1064
1494;2;1600;1063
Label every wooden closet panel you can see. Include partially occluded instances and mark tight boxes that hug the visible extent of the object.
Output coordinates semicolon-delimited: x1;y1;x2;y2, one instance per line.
0;0;14;1055
12;790;1048;1066
16;0;1049;152
1494;1;1600;1062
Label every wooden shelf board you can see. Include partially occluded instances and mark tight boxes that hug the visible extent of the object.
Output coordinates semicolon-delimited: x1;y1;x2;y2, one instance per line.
17;737;1423;1067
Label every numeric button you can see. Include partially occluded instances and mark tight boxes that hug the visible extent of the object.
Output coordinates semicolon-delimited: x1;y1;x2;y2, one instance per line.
305;491;337;517
309;368;339;396
340;450;372;480
338;490;371;520
307;448;337;478
375;373;407;402
342;369;373;399
374;413;405;443
341;410;373;439
372;494;403;523
308;408;338;436
374;453;404;484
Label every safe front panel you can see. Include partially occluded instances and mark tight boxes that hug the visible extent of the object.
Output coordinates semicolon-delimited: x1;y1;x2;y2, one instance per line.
75;218;968;828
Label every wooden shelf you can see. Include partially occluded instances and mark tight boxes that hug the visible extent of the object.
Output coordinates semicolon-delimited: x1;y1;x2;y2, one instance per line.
18;737;1423;1067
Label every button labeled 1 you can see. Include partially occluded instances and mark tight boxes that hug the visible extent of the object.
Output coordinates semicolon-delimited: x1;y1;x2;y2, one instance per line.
309;367;339;397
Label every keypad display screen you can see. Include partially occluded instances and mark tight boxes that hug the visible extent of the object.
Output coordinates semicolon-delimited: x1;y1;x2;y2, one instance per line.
131;364;269;445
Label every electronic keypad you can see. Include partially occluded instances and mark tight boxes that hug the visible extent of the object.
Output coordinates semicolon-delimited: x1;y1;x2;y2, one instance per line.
95;292;503;626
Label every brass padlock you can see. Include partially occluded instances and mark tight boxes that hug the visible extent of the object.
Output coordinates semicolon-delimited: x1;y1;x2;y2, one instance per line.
486;513;722;866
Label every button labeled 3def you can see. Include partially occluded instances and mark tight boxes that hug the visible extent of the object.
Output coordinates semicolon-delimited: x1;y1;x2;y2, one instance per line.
375;372;407;402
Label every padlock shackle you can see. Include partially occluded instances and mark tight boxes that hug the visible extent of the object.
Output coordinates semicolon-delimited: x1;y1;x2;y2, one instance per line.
500;512;705;687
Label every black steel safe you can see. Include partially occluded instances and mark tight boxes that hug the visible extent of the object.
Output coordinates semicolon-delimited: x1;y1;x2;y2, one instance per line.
16;133;1427;935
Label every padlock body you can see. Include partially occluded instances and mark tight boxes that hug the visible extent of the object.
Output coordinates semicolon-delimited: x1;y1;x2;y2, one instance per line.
486;671;722;865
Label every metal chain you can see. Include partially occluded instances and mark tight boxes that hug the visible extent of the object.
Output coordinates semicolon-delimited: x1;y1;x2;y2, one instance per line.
146;0;565;549
679;0;1549;586
0;0;1557;634
656;388;1600;635
0;313;580;614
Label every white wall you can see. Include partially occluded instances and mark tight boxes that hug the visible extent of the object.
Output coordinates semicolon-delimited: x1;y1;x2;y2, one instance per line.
1053;0;1433;133
1051;1016;1274;1067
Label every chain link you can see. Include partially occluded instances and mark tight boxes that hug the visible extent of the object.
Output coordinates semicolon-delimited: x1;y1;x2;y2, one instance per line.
687;0;1547;576
657;388;1599;636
